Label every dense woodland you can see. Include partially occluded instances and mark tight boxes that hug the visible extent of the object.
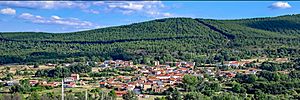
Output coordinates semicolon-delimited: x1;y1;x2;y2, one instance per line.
1;15;300;65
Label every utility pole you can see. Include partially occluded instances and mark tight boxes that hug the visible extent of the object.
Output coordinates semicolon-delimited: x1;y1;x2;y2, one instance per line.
101;91;104;100
85;89;88;100
62;67;64;100
61;78;64;100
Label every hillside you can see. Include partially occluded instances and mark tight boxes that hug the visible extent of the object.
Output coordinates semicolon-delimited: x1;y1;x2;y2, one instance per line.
1;15;300;64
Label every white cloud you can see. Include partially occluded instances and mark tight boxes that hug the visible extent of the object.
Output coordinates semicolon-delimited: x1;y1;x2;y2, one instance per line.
0;8;16;15
18;13;98;29
51;15;61;20
107;2;145;11
83;9;100;14
101;1;171;18
0;1;172;17
162;13;172;17
19;13;37;19
146;11;173;17
0;1;89;9
105;1;163;11
269;1;292;9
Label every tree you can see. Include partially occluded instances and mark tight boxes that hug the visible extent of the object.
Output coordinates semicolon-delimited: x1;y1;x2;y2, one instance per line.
289;71;300;78
3;73;13;80
27;92;40;100
184;92;209;100
123;91;137;100
254;90;268;100
40;92;58;100
155;97;167;100
166;89;182;100
212;93;239;100
232;83;246;93
108;90;117;100
235;74;257;83
245;74;257;83
10;85;24;93
0;82;4;88
90;88;101;93
74;92;85;100
88;61;97;67
198;82;221;96
182;75;199;92
258;71;280;81
15;70;22;75
33;64;39;68
1;93;24;100
10;80;31;93
163;87;176;95
142;57;152;65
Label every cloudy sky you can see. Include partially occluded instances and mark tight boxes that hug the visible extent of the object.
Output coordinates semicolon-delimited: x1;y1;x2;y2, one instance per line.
0;1;299;33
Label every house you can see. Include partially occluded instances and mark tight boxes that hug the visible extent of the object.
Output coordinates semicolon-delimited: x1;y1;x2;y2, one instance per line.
64;82;76;88
178;68;188;72
63;63;71;67
29;80;39;86
79;80;85;85
176;61;195;68
104;60;116;65
71;74;80;81
39;81;48;86
148;77;159;82
46;63;56;67
133;88;141;95
156;75;171;80
48;82;60;87
115;60;125;66
40;81;60;87
152;84;164;93
115;91;127;96
99;82;107;88
223;61;239;67
6;81;18;86
143;82;152;91
223;61;250;67
64;77;74;82
274;58;289;63
127;83;135;91
169;78;177;85
140;70;150;74
172;74;184;79
100;64;108;68
226;73;236;78
124;61;133;66
154;61;160;66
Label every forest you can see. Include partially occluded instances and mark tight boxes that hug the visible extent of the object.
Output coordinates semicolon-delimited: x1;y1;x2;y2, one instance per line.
0;15;300;65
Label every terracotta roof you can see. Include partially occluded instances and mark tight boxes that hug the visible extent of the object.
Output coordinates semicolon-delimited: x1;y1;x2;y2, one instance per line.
170;78;176;81
99;82;106;84
115;91;127;96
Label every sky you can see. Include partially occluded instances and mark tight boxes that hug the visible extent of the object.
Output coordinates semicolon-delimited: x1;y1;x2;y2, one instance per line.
0;1;299;33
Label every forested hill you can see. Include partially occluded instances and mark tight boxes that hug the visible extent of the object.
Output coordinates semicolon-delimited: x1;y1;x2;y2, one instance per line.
1;18;224;42
1;15;300;64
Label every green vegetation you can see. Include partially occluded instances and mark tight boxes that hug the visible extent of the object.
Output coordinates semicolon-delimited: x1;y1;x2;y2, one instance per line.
35;63;92;78
1;14;300;100
1;15;300;65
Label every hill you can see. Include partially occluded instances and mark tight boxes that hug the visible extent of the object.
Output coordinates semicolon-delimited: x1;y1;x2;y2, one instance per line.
0;15;300;64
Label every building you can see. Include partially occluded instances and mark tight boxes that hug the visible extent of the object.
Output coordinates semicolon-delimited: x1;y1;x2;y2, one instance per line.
71;74;80;81
29;80;39;86
115;91;127;96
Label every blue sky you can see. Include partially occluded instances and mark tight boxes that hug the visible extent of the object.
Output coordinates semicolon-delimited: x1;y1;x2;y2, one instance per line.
0;1;299;33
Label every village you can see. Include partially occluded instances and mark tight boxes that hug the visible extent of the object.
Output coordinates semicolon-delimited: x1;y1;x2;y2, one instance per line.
0;57;291;99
